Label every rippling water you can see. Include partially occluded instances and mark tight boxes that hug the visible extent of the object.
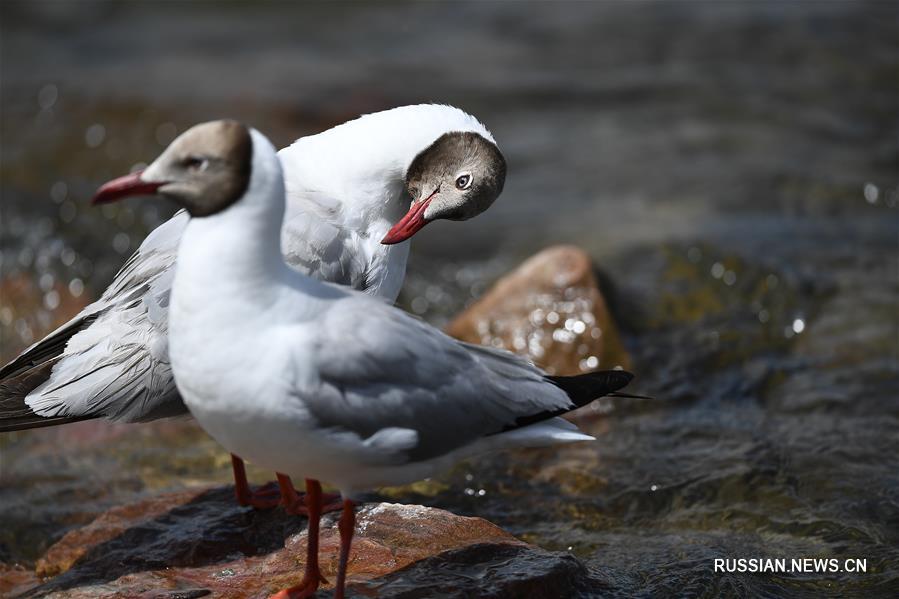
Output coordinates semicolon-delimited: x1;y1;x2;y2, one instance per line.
1;1;897;596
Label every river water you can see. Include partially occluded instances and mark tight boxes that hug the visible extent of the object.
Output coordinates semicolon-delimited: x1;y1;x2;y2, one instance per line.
1;2;897;596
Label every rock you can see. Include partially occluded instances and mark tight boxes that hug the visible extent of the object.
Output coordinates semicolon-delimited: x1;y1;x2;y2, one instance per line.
446;245;630;376
342;542;607;598
0;564;39;597
1;418;234;568
21;487;597;598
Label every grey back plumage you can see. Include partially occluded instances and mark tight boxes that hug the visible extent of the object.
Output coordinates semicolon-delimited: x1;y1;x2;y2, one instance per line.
292;296;580;464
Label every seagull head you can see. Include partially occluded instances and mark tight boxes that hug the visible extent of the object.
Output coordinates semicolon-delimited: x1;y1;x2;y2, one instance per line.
92;120;253;217
381;131;506;245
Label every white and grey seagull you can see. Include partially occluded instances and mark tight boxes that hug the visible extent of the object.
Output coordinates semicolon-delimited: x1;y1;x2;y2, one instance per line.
92;120;635;599
0;105;507;512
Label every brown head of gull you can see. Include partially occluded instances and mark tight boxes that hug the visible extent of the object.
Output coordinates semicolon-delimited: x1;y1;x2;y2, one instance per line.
94;120;253;216
382;130;507;244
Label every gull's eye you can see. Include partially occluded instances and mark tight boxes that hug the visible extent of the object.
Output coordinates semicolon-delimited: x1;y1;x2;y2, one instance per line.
182;156;208;171
455;173;472;190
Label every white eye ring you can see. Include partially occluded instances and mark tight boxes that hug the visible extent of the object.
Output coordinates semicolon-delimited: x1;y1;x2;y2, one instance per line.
455;173;472;190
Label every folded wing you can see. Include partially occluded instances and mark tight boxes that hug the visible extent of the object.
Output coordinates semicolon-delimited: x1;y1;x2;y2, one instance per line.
296;295;633;464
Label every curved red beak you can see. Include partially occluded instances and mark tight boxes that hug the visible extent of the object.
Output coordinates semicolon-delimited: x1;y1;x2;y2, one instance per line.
91;170;165;205
381;191;437;245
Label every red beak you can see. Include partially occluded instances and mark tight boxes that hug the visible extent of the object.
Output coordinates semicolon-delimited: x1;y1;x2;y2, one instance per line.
381;191;437;245
91;170;165;205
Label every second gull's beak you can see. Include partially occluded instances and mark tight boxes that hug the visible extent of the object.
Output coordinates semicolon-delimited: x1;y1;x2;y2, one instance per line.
381;189;438;245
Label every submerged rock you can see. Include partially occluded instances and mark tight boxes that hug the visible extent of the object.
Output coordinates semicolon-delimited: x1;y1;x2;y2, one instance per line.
446;245;630;376
18;486;597;598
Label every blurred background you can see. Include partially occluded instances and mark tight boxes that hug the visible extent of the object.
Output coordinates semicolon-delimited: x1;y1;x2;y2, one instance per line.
1;1;897;596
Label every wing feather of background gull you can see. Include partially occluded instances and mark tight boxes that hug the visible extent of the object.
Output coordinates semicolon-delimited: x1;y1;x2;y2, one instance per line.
9;211;185;424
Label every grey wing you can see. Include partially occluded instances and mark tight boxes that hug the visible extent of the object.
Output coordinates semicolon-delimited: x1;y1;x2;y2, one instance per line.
281;192;371;291
297;297;576;464
13;212;189;423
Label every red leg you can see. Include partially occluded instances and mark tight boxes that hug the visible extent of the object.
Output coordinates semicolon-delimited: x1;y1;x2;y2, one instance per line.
269;479;329;599
335;498;356;599
232;454;281;509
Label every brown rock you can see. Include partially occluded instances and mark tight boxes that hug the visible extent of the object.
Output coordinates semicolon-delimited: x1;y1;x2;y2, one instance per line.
0;564;39;597
446;245;630;376
22;487;600;599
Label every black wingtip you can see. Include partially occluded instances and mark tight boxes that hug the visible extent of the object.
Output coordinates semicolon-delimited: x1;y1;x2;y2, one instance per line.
547;369;635;408
0;413;97;433
494;369;638;435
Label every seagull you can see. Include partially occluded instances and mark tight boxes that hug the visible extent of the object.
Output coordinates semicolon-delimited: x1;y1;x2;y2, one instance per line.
93;120;636;599
0;105;507;513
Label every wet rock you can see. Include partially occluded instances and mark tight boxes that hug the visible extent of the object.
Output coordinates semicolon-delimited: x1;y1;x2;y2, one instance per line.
342;542;608;598
0;418;235;566
0;564;39;597
446;245;630;376
20;487;594;598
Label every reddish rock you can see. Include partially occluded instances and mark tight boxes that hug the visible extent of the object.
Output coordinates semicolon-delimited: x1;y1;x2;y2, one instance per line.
446;245;630;376
0;563;39;597
22;487;600;598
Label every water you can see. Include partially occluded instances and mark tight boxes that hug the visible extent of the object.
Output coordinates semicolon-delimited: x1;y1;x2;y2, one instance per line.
1;1;897;596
